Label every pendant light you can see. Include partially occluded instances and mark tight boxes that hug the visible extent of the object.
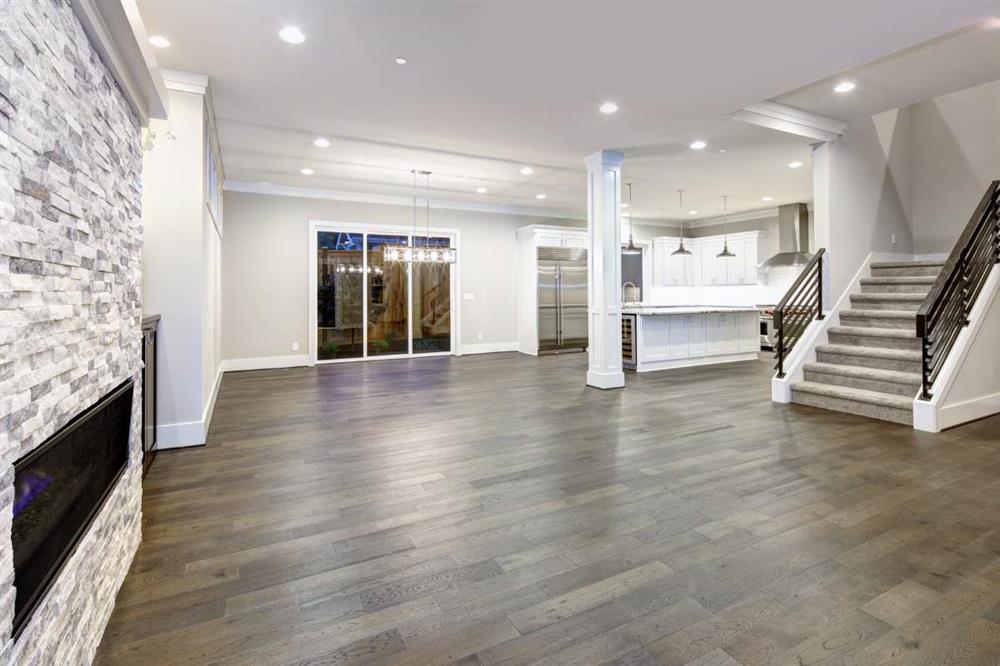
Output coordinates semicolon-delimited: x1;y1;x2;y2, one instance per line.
716;194;736;258
671;189;692;256
385;170;457;263
622;182;641;255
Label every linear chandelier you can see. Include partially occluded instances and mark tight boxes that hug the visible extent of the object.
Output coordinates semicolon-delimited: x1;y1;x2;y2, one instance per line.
385;170;457;264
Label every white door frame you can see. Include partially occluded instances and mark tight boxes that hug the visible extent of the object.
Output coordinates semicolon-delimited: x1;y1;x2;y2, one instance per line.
308;220;461;366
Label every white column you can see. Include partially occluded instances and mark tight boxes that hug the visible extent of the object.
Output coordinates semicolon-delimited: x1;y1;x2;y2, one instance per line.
584;149;625;389
811;141;834;309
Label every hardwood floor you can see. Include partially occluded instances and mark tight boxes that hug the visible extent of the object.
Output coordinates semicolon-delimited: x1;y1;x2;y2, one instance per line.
94;352;1000;665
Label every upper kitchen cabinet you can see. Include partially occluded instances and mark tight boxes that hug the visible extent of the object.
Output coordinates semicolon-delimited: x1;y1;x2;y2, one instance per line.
652;231;766;287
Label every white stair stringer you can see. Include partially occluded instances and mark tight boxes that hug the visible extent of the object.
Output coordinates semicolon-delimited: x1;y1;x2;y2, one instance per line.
913;263;1000;432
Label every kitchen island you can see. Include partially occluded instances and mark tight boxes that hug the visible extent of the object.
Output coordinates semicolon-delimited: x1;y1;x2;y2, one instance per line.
622;305;760;373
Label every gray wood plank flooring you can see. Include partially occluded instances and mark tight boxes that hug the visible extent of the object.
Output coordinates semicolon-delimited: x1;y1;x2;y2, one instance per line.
94;353;1000;665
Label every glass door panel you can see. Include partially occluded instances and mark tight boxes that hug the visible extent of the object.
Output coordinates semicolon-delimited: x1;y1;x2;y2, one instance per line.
367;234;409;356
412;236;452;353
317;231;364;360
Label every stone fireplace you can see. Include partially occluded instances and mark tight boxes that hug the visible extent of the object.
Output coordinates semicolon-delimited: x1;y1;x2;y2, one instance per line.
1;0;147;662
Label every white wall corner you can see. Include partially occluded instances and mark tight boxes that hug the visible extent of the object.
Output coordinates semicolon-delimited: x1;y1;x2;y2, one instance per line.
161;69;210;95
729;102;846;142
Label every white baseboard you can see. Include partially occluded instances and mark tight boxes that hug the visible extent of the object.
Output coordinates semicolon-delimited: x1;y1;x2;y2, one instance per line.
221;354;310;372
939;391;1000;431
155;420;206;449
155;365;223;450
458;342;518;356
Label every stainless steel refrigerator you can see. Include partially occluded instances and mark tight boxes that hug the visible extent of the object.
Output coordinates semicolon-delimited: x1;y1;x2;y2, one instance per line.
537;247;588;353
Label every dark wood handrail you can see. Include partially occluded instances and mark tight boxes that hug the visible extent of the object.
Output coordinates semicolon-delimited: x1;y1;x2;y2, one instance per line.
915;180;1000;400
774;248;826;378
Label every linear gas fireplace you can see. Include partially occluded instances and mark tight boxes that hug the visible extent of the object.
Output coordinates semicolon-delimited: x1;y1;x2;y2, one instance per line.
11;379;134;637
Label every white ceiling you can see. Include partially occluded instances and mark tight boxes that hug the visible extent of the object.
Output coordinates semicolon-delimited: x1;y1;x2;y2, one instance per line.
136;1;999;220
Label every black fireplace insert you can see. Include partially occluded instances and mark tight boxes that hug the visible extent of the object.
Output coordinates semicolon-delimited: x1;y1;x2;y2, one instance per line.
11;379;133;638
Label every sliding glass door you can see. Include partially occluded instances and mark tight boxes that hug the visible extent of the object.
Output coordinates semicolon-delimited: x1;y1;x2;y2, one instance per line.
312;226;454;363
317;232;364;360
412;236;452;354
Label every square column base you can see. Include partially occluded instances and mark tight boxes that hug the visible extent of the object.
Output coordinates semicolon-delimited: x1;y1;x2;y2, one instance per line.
587;370;625;390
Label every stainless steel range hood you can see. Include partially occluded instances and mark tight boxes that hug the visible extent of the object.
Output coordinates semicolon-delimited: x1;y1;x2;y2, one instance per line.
760;203;812;268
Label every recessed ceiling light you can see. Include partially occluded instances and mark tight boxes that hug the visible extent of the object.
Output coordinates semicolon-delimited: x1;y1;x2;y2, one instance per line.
148;35;170;48
689;210;698;215
718;148;727;153
833;81;856;94
476;187;488;194
984;17;1000;29
762;196;774;202
520;166;534;176
313;137;330;148
599;101;619;114
689;140;707;150
279;26;306;44
300;168;314;175
788;161;804;169
394;57;408;65
536;194;547;200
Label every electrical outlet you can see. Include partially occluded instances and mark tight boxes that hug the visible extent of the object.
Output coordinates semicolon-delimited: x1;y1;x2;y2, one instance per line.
477;332;483;341
292;341;300;351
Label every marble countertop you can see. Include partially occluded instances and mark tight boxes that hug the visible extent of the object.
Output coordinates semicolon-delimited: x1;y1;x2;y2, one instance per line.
622;305;758;315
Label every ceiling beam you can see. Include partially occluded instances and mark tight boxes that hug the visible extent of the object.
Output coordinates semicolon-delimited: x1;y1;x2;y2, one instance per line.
729;102;846;142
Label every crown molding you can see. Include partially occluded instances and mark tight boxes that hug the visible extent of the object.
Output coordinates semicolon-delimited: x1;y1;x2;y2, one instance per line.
70;0;168;124
162;69;210;95
680;207;781;228
224;181;585;220
729;101;846;142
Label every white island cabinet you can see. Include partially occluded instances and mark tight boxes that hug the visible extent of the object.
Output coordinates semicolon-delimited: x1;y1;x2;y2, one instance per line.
622;306;759;372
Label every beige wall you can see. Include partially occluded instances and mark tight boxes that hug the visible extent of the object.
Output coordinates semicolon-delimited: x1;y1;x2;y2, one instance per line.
910;80;1000;254
221;190;580;360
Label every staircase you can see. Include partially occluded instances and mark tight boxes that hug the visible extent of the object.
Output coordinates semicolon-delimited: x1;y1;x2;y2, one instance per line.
790;259;944;425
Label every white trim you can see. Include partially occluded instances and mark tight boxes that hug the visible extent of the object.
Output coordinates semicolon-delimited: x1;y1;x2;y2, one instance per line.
730;102;846;142
161;69;209;94
913;264;1000;432
70;0;168;123
222;354;310;372
226;180;583;220
154;365;223;449
636;351;758;373
684;208;780;228
586;370;626;390
458;342;518;355
154;420;206;450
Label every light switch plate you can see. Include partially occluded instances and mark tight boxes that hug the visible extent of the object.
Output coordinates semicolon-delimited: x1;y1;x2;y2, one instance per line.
464;293;475;300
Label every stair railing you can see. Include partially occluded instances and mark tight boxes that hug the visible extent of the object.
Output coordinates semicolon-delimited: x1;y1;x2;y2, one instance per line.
915;180;1000;400
774;248;826;378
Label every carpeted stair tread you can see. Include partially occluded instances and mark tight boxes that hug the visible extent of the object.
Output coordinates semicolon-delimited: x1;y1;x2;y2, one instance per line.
869;260;945;269
791;381;913;410
839;309;917;321
802;362;921;386
860;276;937;286
851;292;927;303
815;343;921;360
827;326;918;341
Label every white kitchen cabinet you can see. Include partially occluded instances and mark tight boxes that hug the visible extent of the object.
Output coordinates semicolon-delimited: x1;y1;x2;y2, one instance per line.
668;315;689;359
536;232;563;248
738;311;760;352
562;234;587;249
652;231;765;286
623;307;761;373
687;314;707;356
